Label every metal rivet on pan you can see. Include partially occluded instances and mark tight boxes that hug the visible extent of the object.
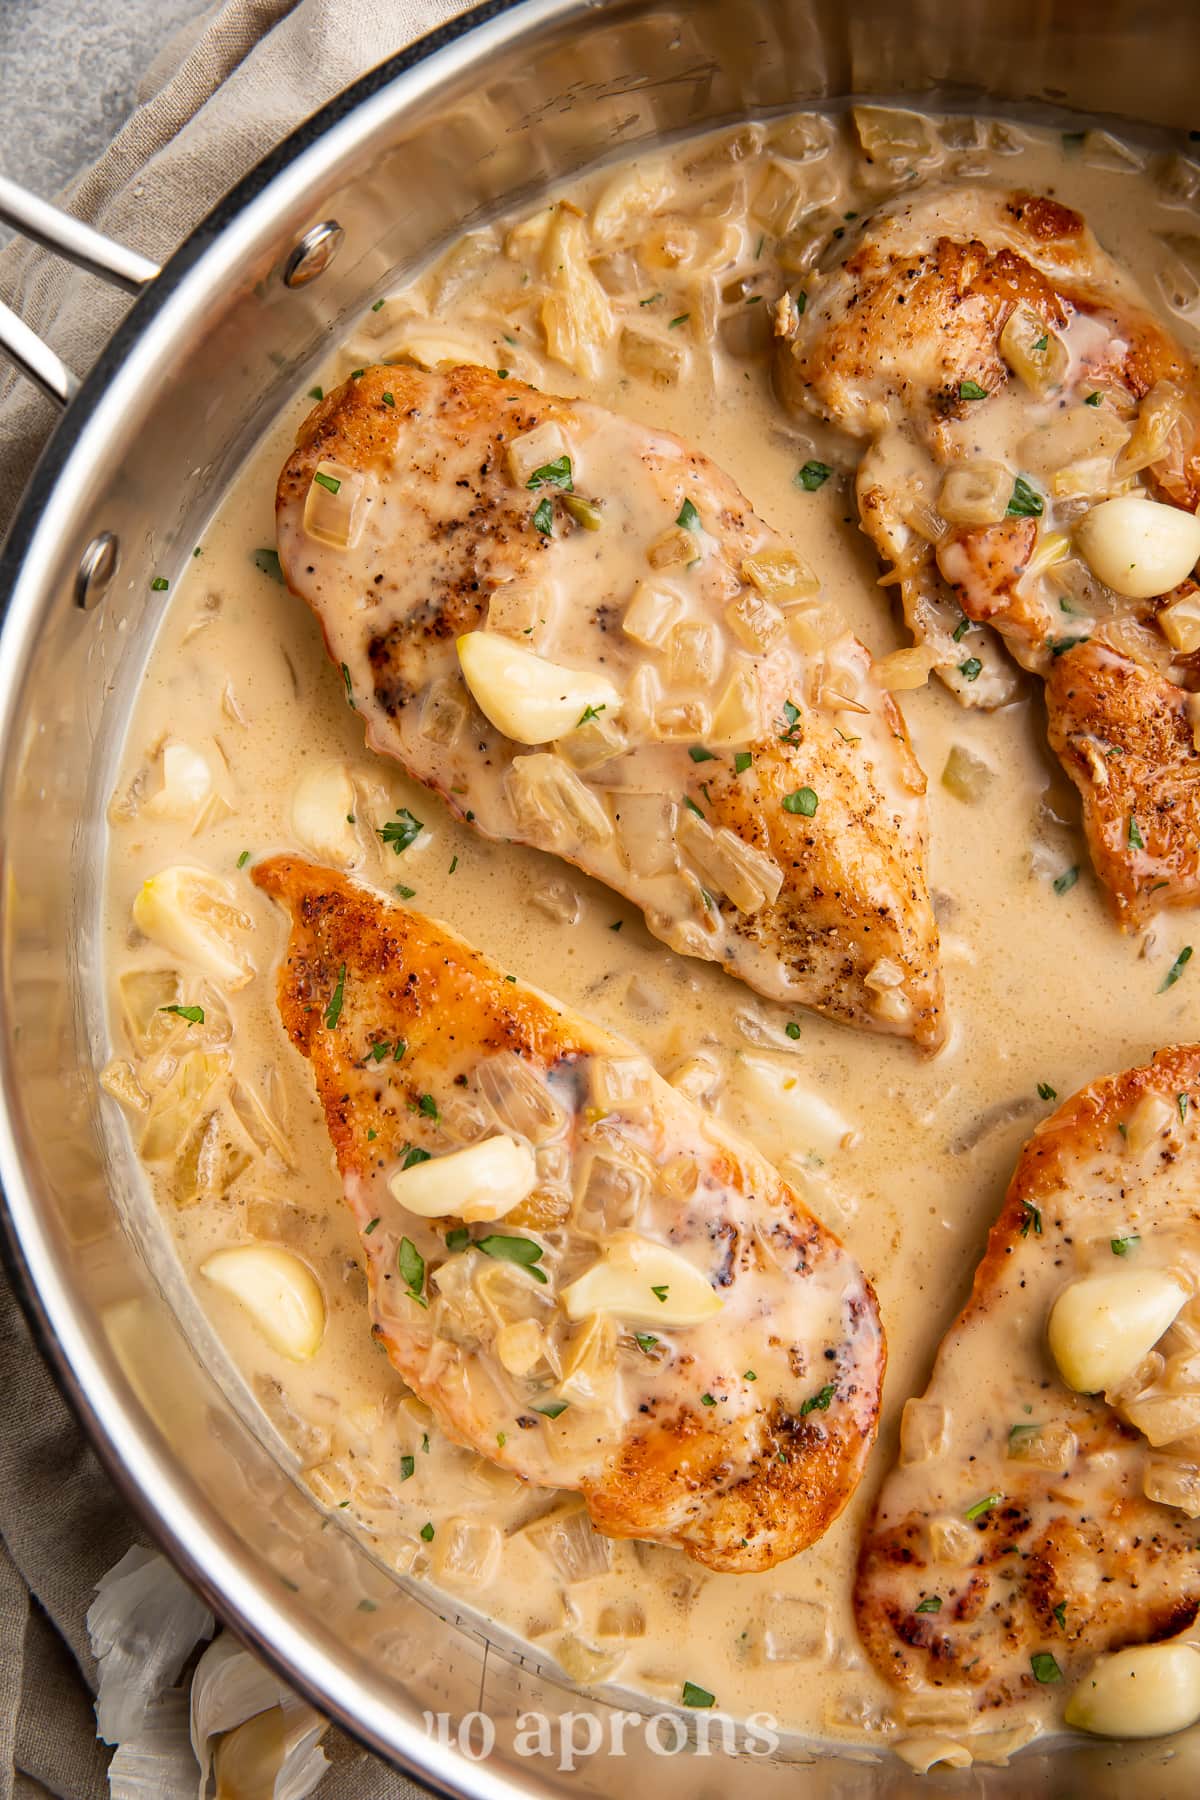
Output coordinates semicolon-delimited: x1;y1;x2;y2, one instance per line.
75;531;118;610
282;221;344;288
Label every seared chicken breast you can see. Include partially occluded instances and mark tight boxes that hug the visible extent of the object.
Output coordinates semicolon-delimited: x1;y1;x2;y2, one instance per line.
253;855;884;1572
856;1047;1200;1717
275;363;944;1046
776;186;1200;926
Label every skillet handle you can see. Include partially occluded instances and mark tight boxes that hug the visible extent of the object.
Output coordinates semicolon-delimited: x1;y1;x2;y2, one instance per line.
0;172;160;406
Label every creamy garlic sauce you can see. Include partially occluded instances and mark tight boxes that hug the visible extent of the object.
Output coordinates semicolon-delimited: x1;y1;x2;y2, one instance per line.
102;112;1200;1753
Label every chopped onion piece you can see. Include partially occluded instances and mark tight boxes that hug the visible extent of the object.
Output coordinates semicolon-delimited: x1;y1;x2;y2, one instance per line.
741;546;820;602
1125;1091;1175;1154
201;1246;326;1362
1144;1455;1200;1516
526;1504;612;1581
507;421;569;487
999;304;1067;394
434;1517;503;1587
303;459;370;548
667;619;723;688
1048;1269;1187;1396
133;866;253;988
1122;1390;1200;1447
726;589;786;652
392;331;490;372
290;761;358;866
1117;379;1186;477
899;1398;948;1465
726;1052;852;1162
458;632;621;746
146;742;214;821
539;207;615;378
938;461;1012;526
388;1134;536;1223
676;808;783;914
476;1050;567;1142
1159;589;1200;652
140;1052;228;1162
648;525;697;570
622;581;683;648
709;666;762;745
560;1234;723;1328
614;792;680;878
875;646;940;691
941;744;994;803
486;581;550;640
505;753;614;849
1077;495;1200;599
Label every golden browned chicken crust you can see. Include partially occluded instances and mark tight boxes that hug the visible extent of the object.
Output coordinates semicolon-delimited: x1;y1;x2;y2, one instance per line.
253;854;885;1573
1047;644;1200;926
776;184;1200;926
855;1047;1200;1715
275;363;944;1047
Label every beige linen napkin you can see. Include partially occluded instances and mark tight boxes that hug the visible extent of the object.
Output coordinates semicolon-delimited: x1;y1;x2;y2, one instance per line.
0;1;472;1793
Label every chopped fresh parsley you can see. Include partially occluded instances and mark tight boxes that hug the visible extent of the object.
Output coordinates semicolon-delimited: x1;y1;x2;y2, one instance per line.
372;298;386;312
394;883;416;900
734;751;752;774
964;1492;1002;1522
915;1596;942;1614
252;547;284;583
795;291;808;314
1032;334;1049;353
681;1681;715;1709
420;1522;435;1542
676;498;701;531
497;1431;507;1448
701;1393;716;1407
785;1022;801;1040
1181;1093;1191;1124
237;850;252;869
578;702;607;726
324;964;346;1030
1031;1652;1062;1684
1037;1082;1057;1101
313;470;342;496
1006;476;1045;519
669;313;690;329
364;1218;380;1235
307;386;324;400
640;292;663;307
1020;1199;1043;1238
398;1236;427;1308
1111;1234;1140;1256
689;744;716;763
381;391;395;407
341;663;355;709
160;1004;204;1026
744;1369;757;1381
1053;1602;1067;1629
782;787;819;817
402;1146;431;1171
532;496;554;536
476;1234;547;1283
796;460;833;491
150;576;169;592
448;855;458;875
445;1227;470;1252
1085;391;1102;406
651;1284;669;1303
800;1382;836;1416
1053;866;1079;896
526;455;573;492
635;1333;658;1354
952;614;970;643
1160;946;1193;992
958;656;983;681
378;807;423;854
535;1400;570;1420
415;1093;438;1121
1049;635;1089;656
683;794;705;818
959;379;988;401
400;1454;415;1480
1128;814;1145;850
779;699;802;741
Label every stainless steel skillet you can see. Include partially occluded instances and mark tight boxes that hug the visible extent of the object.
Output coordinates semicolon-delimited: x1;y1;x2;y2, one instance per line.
2;0;1200;1792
